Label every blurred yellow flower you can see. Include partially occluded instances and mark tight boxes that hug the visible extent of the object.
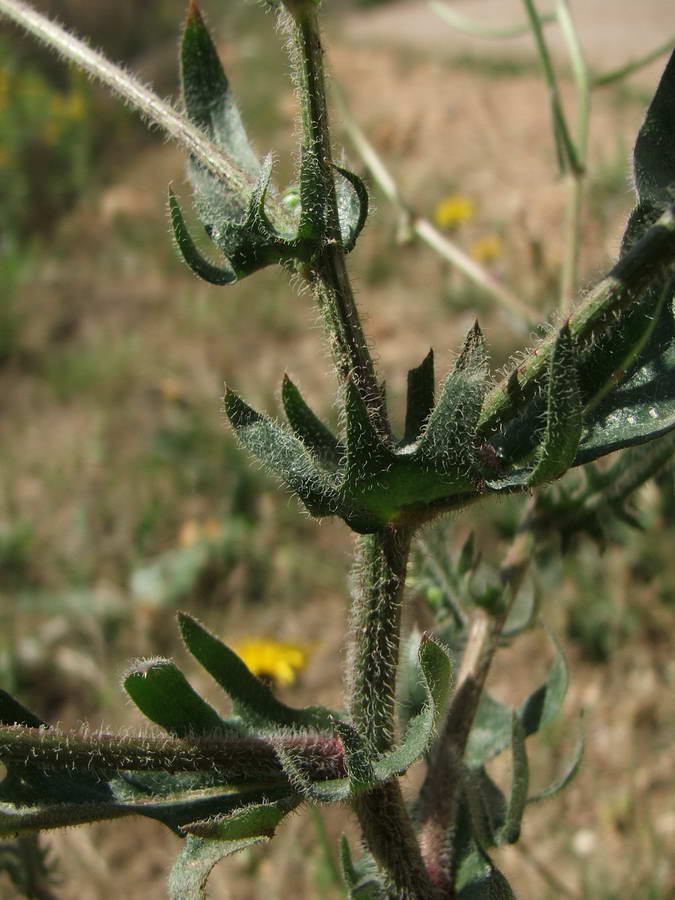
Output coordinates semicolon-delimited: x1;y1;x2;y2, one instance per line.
178;517;222;547
434;194;475;230
470;234;503;263
235;639;309;687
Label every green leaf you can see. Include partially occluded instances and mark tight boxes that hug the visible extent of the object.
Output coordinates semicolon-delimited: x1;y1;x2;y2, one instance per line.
224;388;339;518
181;1;259;178
123;658;231;738
404;349;435;445
344;380;396;485
529;323;582;486
465;632;569;767
179;613;334;730
0;691;44;728
374;635;451;781
169;189;236;285
499;715;529;844
528;723;584;804
519;632;569;737
632;49;675;212
416;323;488;473
334;165;369;253
183;795;300;840
340;836;383;899
168;834;267;900
456;848;516;899
575;292;675;464
281;374;342;467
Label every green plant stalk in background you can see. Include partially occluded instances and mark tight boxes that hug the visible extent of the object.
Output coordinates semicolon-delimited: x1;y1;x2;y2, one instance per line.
3;0;675;897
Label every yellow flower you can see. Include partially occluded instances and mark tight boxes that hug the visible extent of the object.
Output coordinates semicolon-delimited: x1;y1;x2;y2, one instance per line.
434;194;476;230
178;517;222;547
235;639;309;687
469;234;503;263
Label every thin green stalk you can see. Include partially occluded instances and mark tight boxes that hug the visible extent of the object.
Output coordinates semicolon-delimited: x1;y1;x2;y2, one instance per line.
430;0;555;40
556;0;591;310
334;86;537;328
522;0;581;176
0;0;257;205
593;34;675;88
348;525;438;899
285;6;385;418
308;807;342;889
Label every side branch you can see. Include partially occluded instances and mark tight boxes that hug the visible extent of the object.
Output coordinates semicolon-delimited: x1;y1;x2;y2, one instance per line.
0;0;255;202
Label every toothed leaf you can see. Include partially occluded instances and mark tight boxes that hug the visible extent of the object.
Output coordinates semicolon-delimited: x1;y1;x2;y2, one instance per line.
404;349;435;444
529;323;582;486
179;613;334;730
282;374;342;467
124;658;231;738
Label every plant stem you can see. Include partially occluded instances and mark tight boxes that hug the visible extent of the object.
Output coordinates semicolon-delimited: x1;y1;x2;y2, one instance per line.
593;34;675;88
287;7;386;419
416;501;537;894
556;0;590;311
477;203;675;440
334;86;537;328
0;0;261;207
348;525;438;899
430;0;556;40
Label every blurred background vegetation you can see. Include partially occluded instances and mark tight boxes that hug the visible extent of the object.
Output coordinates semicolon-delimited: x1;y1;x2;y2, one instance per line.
1;0;675;897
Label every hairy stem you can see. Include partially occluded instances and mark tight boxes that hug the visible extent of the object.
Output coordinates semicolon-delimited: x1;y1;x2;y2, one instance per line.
287;6;385;419
347;525;438;899
0;726;345;781
478;203;675;439
416;501;537;894
0;0;260;205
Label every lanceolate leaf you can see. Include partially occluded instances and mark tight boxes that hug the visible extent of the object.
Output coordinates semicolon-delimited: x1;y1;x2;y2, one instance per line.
181;0;260;178
404;349;435;444
183;795;300;840
465;632;569;767
224;388;338;518
179;613;334;731
575;289;675;463
416;323;488;473
0;691;44;729
632;48;675;214
529;323;582;486
124;658;231;738
169;190;236;285
528;724;584;804
500;715;529;844
281;374;342;467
